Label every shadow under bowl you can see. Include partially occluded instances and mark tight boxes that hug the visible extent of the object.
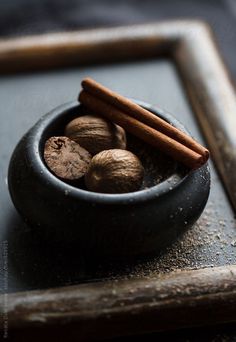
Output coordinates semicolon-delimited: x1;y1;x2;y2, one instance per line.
8;100;210;258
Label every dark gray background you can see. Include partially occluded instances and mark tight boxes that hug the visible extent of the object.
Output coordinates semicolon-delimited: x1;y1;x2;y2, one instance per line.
1;57;236;342
1;59;236;293
0;0;236;81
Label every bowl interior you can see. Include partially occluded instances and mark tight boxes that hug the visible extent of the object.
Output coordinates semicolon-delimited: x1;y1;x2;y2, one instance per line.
38;102;188;193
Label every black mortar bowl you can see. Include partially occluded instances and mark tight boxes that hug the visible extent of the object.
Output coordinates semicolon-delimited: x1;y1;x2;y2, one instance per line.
8;100;210;259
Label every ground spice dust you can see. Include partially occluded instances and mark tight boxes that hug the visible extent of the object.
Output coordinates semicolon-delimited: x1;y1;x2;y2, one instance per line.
96;192;236;282
124;200;236;279
126;134;187;189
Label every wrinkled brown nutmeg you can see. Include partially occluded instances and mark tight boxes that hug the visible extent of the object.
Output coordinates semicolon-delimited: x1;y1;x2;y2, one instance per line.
85;149;144;194
44;136;91;181
65;115;126;155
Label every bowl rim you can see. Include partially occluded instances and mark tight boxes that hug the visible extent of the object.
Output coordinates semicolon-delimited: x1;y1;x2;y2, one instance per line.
28;100;206;205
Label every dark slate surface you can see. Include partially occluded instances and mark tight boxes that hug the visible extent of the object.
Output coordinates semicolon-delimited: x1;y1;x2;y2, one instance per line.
0;59;236;294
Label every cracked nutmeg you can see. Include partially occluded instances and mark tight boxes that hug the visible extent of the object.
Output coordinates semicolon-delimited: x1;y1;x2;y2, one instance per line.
44;136;91;181
85;149;144;194
65;114;126;156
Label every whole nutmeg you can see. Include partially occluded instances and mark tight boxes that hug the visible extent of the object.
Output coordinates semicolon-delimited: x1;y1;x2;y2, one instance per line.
85;149;144;194
65;115;126;155
44;136;91;181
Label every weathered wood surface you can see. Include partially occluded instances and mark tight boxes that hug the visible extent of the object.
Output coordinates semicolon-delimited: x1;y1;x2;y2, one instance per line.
175;25;236;213
3;265;236;340
0;21;177;72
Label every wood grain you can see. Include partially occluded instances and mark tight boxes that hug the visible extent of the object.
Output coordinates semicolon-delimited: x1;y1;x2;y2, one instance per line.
4;265;236;340
0;22;177;72
174;24;236;212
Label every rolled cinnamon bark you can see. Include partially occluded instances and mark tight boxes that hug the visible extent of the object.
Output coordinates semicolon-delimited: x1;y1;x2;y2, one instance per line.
79;91;204;169
81;77;209;162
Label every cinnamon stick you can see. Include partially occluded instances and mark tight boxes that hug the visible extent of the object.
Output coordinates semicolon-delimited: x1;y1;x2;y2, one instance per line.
79;90;205;169
81;77;209;162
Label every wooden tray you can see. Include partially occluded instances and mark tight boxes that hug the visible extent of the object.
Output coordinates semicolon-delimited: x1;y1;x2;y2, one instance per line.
1;20;236;340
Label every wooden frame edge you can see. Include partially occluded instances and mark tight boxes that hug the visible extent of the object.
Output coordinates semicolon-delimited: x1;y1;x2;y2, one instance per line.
4;265;236;339
1;20;236;338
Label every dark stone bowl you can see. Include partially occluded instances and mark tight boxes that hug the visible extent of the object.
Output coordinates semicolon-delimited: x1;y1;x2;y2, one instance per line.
8;100;210;258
